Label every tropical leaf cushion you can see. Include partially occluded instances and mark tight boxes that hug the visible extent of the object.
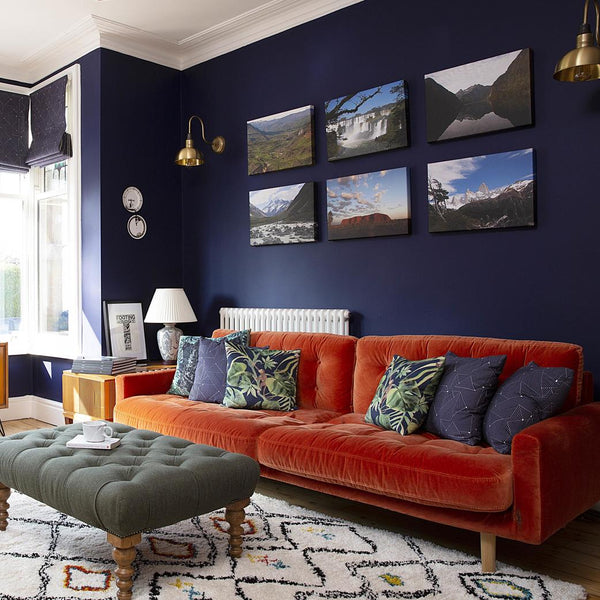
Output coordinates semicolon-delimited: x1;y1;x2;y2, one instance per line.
365;355;446;435
168;330;249;396
425;352;507;445
223;342;301;411
483;361;574;454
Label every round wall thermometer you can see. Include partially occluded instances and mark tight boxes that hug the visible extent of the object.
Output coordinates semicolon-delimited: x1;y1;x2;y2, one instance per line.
127;214;147;239
122;186;143;212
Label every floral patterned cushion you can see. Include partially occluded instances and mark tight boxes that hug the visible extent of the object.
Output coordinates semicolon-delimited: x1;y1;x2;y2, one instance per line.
365;355;446;435
223;342;301;411
168;330;249;396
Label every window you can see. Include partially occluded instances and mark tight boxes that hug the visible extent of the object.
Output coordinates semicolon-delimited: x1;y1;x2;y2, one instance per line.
0;66;81;358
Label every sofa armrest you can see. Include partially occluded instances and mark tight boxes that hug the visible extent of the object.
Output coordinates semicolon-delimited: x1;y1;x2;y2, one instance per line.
510;402;600;543
115;369;175;403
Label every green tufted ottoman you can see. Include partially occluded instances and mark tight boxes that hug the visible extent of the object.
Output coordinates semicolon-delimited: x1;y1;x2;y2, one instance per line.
0;423;260;600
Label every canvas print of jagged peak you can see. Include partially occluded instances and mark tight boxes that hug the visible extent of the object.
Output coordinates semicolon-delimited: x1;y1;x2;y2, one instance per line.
425;49;532;142
325;80;408;161
427;148;535;233
247;106;314;175
249;182;316;246
327;167;410;240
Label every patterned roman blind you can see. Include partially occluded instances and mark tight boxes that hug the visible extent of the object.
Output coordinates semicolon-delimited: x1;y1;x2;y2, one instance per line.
25;75;72;168
0;89;29;173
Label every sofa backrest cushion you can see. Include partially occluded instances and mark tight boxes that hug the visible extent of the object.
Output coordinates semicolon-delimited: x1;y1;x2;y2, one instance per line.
353;335;584;415
212;330;357;413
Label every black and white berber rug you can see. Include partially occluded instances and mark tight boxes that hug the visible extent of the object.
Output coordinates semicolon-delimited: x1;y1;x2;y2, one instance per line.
0;491;587;599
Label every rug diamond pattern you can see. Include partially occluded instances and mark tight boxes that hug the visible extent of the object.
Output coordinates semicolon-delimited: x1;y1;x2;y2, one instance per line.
0;492;587;599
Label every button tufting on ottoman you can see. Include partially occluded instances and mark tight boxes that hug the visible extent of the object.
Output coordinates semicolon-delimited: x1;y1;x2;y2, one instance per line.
0;423;260;600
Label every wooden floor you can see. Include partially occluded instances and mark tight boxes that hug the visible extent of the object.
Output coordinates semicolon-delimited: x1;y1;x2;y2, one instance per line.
4;418;600;598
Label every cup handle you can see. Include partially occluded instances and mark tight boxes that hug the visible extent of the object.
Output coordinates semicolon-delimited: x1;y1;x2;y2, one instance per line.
103;425;113;438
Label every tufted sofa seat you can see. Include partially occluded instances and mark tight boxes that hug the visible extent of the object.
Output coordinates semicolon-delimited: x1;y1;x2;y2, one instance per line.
114;330;600;571
0;423;260;537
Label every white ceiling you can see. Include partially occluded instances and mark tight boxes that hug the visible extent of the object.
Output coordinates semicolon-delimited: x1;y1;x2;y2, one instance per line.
0;0;363;83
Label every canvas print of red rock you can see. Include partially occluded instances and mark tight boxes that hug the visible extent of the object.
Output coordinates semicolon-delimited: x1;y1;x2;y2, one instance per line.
427;148;535;233
425;49;532;142
326;167;410;240
325;80;408;161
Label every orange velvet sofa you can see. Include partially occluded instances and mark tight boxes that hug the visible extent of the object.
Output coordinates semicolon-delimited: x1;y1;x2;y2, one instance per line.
114;330;599;571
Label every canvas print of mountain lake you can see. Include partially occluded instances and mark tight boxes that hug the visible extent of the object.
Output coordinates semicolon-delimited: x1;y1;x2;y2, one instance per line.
427;148;535;233
249;182;316;246
425;49;532;142
247;106;314;175
327;167;410;240
325;80;408;161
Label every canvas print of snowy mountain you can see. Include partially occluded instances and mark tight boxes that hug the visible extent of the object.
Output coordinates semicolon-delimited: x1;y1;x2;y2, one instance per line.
327;167;410;240
249;182;316;246
425;49;532;142
247;106;314;175
427;148;535;233
325;80;408;161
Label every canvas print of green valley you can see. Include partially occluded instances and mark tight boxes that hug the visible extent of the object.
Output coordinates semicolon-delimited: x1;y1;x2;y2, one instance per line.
425;49;532;142
249;182;316;246
247;106;314;175
427;148;535;233
327;168;410;240
325;80;408;161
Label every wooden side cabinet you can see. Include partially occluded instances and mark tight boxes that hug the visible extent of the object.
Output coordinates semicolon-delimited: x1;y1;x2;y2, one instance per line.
62;371;116;423
0;342;7;411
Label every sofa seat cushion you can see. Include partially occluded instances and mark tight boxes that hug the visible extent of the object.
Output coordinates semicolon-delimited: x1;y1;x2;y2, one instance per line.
257;413;513;512
114;395;342;459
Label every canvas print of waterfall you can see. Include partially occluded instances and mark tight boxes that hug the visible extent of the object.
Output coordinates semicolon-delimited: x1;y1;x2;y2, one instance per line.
247;106;314;175
327;167;410;240
427;148;535;233
425;49;532;142
249;182;316;246
325;80;408;161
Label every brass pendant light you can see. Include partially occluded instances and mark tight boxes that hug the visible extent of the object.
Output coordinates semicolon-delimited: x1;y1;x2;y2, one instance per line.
554;0;600;81
175;115;226;166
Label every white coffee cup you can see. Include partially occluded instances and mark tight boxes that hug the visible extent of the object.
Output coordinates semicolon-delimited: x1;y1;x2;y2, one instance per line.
82;420;113;443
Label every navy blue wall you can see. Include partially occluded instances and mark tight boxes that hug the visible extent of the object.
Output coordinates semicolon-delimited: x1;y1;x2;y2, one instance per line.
21;49;182;402
181;0;600;392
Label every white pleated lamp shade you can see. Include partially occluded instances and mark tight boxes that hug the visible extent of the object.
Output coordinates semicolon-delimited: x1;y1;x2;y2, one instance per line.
144;288;197;324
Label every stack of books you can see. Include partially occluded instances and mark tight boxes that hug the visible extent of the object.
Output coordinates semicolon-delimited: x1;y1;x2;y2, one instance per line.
71;356;137;375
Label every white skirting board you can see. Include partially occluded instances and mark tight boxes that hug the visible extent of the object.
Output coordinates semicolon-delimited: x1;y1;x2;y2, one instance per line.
0;395;64;426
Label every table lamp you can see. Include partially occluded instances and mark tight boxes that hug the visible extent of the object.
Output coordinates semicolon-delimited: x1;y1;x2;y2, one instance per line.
144;288;197;362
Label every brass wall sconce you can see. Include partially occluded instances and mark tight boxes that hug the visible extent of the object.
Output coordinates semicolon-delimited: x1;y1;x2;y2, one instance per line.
554;0;600;81
175;115;226;166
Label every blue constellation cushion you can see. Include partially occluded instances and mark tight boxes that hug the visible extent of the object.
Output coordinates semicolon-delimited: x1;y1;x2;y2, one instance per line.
483;362;574;454
188;333;251;403
425;352;506;445
168;330;249;396
365;355;446;435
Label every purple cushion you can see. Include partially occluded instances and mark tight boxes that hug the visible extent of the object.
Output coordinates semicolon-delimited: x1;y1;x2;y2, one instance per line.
188;331;249;403
483;362;574;454
425;352;506;445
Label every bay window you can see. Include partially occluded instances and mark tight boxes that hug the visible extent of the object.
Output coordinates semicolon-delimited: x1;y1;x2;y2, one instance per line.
0;66;81;358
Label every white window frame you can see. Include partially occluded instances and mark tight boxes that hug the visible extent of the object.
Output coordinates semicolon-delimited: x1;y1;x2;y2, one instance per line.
0;64;82;359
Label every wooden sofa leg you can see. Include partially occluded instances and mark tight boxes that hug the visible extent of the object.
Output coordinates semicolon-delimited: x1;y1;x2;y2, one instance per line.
107;532;141;600
225;498;250;558
0;481;10;531
480;532;496;572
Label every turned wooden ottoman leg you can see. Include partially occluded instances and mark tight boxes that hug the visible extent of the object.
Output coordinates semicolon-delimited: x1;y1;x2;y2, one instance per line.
107;532;141;600
0;481;10;531
225;498;250;558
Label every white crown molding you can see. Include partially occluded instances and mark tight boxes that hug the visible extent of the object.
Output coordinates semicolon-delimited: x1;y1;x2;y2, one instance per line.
179;0;364;69
4;0;363;83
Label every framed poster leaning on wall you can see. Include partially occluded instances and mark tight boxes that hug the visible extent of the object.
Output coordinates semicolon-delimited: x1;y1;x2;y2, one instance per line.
102;300;147;361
